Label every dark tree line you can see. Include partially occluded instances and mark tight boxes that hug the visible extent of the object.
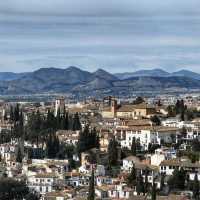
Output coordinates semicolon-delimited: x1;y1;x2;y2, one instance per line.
0;178;39;200
77;125;100;155
127;165;156;198
167;99;197;121
108;137;119;167
8;106;82;160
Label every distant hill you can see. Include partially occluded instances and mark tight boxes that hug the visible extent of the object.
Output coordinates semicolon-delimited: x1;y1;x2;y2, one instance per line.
115;68;200;80
0;67;200;95
0;72;28;81
171;70;200;80
92;68;118;81
115;68;170;79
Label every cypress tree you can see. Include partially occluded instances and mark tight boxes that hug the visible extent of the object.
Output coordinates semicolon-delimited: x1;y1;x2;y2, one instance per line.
64;112;69;130
127;165;137;187
144;168;149;193
10;105;14;121
16;147;23;163
72;112;81;131
193;173;199;199
108;138;119;167
88;169;95;200
14;103;20;122
131;137;137;156
151;182;157;200
136;173;145;195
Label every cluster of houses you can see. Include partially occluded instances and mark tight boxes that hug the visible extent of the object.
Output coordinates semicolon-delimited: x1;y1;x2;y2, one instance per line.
0;96;200;200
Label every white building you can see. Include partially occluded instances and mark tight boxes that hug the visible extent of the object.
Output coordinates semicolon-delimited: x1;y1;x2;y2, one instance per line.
28;173;59;195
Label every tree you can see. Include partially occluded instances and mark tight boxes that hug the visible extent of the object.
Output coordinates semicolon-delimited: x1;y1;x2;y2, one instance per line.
10;105;14;121
136;173;145;195
160;174;165;191
133;97;145;105
148;144;160;154
144;168;149;193
193;173;199;200
77;126;100;155
168;168;186;190
136;139;141;153
192;139;200;152
127;165;137;187
131;137;137;156
108;138;119;167
150;115;161;126
0;178;36;200
72;112;82;131
151;182;157;200
167;105;176;117
46;133;60;159
14;103;20;122
25;193;40;200
88;170;95;200
16;146;23;163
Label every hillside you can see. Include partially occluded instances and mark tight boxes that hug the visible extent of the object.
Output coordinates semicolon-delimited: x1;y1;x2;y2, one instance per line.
0;67;200;95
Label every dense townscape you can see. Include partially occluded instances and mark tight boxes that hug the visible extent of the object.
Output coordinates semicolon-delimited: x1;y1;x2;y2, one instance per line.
0;94;200;200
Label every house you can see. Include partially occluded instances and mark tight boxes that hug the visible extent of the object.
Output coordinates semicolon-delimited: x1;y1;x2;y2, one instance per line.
101;99;156;119
116;126;179;151
28;173;59;195
122;156;141;172
160;158;200;176
151;148;177;166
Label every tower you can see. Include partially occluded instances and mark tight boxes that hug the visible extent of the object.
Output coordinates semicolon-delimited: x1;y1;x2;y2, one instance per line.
111;99;117;118
55;97;65;116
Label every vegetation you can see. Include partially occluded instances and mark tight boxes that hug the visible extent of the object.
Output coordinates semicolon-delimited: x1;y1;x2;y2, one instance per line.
168;168;186;190
108;137;119;167
0;178;39;200
127;165;137;187
87;170;95;200
150;115;161;126
77;125;100;155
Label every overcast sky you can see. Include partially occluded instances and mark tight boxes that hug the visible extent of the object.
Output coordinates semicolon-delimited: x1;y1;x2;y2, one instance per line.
0;0;200;73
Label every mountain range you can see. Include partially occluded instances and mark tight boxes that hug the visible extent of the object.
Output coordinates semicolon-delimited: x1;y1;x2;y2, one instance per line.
0;67;200;95
115;68;200;80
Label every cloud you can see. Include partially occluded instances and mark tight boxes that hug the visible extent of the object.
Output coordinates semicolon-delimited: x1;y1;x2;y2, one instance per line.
0;0;200;16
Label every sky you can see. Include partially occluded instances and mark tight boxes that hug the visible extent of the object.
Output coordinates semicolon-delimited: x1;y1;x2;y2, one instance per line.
0;0;200;73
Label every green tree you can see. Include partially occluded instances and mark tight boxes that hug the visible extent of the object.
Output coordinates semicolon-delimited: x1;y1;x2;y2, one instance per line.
10;105;14;121
151;182;157;200
192;139;200;152
88;170;95;200
144;168;149;193
16;146;23;163
136;173;145;195
108;138;119;167
46;133;60;159
160;174;165;191
168;168;186;190
14;103;20;122
150;115;161;126
131;137;137;156
72;112;82;131
133;97;145;105
193;173;199;200
0;178;35;200
127;165;137;187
